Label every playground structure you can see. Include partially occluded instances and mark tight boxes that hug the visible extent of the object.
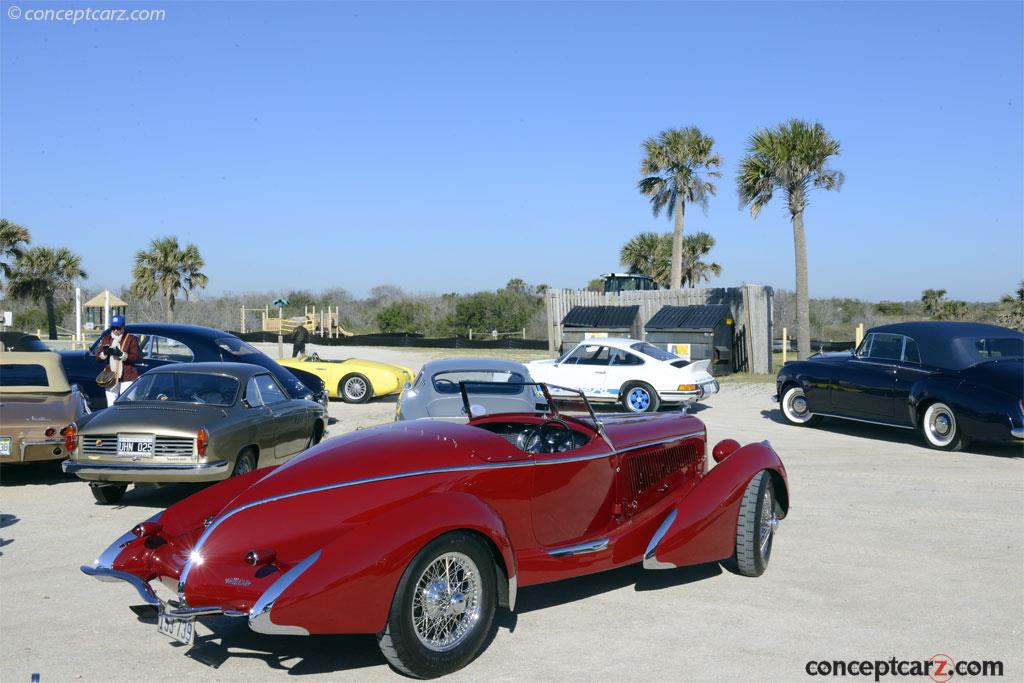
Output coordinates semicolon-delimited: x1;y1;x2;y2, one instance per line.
241;304;352;338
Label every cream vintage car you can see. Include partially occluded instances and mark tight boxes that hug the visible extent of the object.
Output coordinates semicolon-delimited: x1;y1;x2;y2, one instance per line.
0;351;90;464
62;362;327;504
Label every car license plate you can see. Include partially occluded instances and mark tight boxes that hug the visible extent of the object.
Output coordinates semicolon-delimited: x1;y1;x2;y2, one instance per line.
0;437;11;456
117;434;154;458
157;611;195;645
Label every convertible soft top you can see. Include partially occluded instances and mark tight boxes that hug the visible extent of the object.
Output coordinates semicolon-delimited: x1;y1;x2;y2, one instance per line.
870;321;1023;370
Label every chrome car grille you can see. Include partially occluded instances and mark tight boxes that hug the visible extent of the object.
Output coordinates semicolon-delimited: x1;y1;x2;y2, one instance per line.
81;434;195;458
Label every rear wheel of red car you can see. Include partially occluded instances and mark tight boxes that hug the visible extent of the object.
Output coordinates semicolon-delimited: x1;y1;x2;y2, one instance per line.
780;385;821;426
340;373;372;404
378;531;496;679
920;402;965;451
90;482;127;505
733;470;778;577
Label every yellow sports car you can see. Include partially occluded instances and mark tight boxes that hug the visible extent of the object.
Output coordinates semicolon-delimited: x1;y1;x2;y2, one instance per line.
277;353;415;403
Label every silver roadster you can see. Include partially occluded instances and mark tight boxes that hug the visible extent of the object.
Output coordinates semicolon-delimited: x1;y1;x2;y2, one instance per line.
395;358;544;421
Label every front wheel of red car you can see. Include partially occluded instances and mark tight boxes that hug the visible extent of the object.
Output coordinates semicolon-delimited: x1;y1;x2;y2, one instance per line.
732;470;777;577
377;531;496;679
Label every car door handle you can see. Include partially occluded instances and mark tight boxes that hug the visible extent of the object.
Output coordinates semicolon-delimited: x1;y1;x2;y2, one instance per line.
594;371;606;375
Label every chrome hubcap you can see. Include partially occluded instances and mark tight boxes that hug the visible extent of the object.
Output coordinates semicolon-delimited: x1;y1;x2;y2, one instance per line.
926;406;955;444
792;396;808;415
412;552;481;652
345;377;367;399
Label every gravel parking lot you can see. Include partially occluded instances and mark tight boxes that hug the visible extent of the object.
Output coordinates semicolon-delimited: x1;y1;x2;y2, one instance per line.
2;345;1021;682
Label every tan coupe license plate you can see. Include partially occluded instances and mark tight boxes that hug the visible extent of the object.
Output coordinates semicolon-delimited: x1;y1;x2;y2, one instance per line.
117;434;154;458
0;437;11;456
157;611;195;645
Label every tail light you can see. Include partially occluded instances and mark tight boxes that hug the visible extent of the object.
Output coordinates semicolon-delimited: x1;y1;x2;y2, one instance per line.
197;426;209;456
132;521;163;538
44;427;56;438
245;548;276;566
61;423;78;453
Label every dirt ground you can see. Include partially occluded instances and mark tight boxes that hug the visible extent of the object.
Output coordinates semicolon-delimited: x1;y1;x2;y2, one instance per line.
1;344;1021;681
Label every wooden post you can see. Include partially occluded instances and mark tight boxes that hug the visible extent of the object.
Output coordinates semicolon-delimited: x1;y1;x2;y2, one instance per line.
468;329;473;341
278;306;284;359
855;323;864;348
241;305;246;334
782;327;788;365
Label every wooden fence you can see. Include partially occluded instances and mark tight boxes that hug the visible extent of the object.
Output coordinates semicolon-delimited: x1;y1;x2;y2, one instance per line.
544;285;774;374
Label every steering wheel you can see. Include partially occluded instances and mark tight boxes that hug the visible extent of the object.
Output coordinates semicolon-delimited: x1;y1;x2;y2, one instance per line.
539;419;575;453
517;419;575;454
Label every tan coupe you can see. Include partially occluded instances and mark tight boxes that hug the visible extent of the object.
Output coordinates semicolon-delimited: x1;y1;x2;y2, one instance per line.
0;351;90;464
62;362;328;504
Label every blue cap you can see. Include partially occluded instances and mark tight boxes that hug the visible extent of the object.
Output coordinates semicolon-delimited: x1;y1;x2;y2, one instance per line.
110;314;126;328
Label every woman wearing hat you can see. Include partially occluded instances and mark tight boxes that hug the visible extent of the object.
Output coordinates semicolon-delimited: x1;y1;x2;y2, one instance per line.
96;314;142;407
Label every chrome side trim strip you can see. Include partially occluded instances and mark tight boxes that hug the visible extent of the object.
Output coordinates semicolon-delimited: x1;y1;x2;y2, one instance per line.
643;509;678;570
546;537;610;558
815;412;915;430
508;575;517;612
248;550;320;636
178;430;705;599
81;565;160;606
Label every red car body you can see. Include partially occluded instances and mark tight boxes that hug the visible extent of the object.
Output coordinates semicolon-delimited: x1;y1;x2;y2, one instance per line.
84;405;788;676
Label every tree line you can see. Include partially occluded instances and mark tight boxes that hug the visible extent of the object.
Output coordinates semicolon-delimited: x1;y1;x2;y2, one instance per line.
0;219;207;338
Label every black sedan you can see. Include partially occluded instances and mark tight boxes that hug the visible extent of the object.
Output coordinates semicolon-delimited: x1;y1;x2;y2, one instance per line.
60;323;328;410
774;322;1023;450
1;331;49;352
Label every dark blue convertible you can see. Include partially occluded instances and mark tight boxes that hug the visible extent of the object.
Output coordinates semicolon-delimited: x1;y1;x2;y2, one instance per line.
774;322;1023;450
60;323;328;410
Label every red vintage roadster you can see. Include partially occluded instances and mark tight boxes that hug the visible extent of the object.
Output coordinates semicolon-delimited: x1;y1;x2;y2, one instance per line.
82;384;788;678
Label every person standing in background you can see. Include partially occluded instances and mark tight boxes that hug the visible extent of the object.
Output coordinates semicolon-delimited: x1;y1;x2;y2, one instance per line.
96;314;142;406
291;322;309;357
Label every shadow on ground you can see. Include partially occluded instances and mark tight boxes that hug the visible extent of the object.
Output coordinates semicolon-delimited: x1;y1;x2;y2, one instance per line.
0;461;76;486
159;562;721;676
760;408;1022;457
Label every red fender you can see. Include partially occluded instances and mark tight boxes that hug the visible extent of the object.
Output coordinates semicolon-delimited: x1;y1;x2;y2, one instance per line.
644;441;788;569
263;492;516;635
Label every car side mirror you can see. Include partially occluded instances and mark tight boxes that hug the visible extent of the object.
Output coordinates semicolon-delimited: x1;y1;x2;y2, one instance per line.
403;381;412;390
241;398;253;408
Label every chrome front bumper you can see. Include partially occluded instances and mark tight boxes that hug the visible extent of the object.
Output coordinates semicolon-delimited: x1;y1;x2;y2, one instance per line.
1011;427;1024;440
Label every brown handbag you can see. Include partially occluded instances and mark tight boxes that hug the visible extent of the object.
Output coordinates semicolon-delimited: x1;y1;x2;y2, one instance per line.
96;367;118;389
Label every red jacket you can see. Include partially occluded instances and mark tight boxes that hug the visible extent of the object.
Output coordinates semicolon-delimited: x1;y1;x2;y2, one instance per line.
95;333;142;382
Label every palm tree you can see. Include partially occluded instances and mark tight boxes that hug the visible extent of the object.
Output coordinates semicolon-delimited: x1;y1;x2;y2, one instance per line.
737;120;844;359
921;288;947;318
131;237;209;321
0;219;31;281
638;127;722;290
7;247;87;339
999;281;1024;330
680;232;723;287
619;231;672;286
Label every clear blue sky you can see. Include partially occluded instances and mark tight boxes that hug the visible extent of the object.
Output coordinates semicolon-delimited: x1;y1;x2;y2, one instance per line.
2;1;1021;302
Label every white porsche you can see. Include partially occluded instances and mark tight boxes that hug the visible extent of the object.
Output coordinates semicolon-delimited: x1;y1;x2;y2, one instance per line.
528;337;720;413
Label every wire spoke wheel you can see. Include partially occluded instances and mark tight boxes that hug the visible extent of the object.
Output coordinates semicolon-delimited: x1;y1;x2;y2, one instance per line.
410;552;482;653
